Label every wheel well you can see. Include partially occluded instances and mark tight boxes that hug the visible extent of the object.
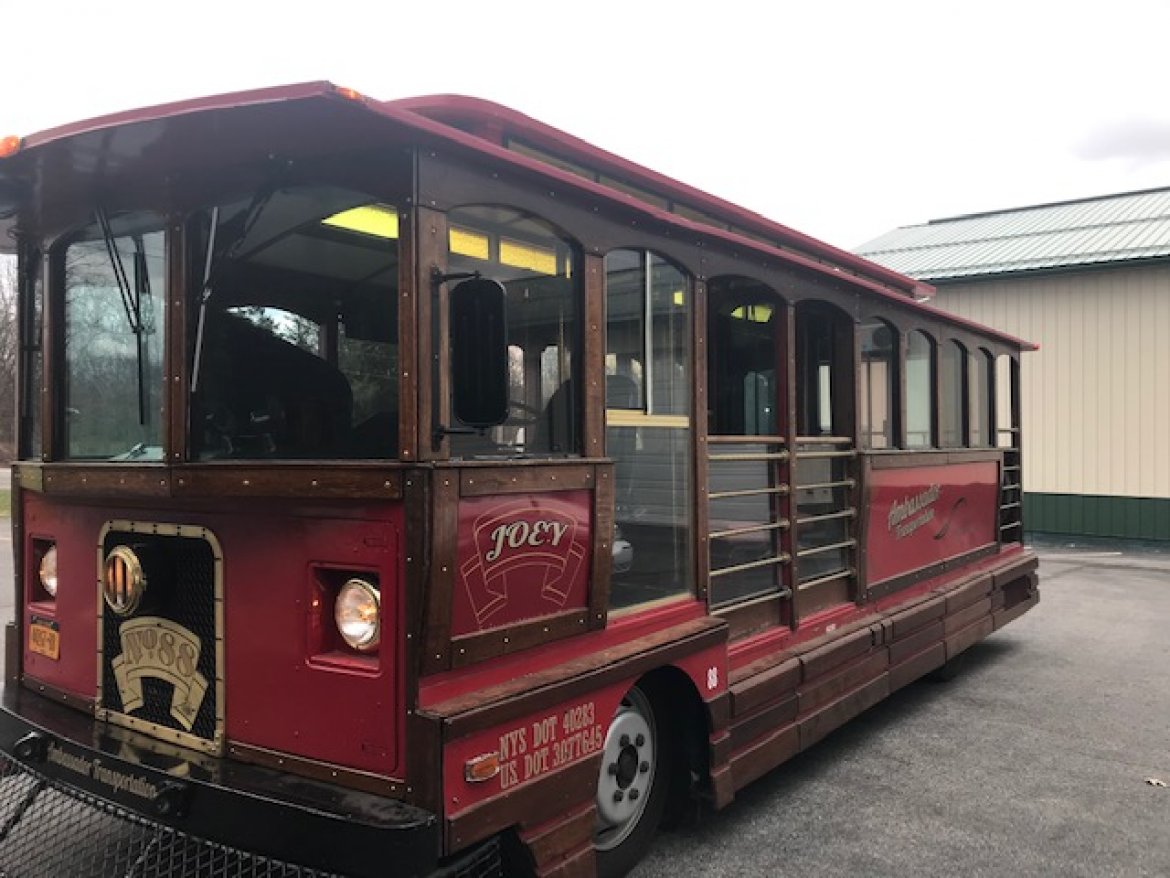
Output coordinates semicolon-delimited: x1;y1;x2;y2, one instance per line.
637;665;712;823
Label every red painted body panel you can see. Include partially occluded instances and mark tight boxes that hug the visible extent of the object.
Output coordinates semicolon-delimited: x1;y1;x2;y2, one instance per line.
19;494;405;776
443;682;624;815
864;461;999;585
21;495;99;698
453;492;591;635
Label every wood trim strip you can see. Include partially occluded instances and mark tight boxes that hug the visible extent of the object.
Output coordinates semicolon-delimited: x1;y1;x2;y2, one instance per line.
519;802;597;870
173;466;405;500
417;207;447;461
729;656;800;718
728;695;798;751
865;543;998;601
227;741;406;797
693;278;710;606
459;464;595;497
422;469;461;674
797;673;889;751
729;723;799;791
427;617;726;738
889;643;946;692
589;464;614;631
168;216;188;465
21;675;96;714
582;254;605;461
449;610;589;669
867;448;1003;469
397;202;420;463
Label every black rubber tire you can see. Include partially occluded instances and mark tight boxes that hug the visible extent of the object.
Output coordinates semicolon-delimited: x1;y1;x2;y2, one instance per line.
595;681;675;878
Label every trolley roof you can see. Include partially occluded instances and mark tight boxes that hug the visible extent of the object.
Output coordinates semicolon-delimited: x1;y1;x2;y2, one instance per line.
0;81;1036;351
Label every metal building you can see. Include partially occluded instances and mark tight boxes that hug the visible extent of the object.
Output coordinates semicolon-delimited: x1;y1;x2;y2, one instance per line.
856;187;1170;541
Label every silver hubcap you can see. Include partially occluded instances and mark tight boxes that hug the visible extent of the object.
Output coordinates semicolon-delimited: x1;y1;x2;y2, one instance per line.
595;687;655;851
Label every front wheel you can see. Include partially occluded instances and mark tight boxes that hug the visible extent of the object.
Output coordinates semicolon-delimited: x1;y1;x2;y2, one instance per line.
595;684;672;878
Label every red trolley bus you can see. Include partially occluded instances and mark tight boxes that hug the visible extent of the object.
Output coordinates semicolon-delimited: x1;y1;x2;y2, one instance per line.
0;83;1038;877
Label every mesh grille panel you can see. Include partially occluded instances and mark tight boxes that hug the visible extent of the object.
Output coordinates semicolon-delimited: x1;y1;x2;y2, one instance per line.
101;530;219;744
0;753;343;878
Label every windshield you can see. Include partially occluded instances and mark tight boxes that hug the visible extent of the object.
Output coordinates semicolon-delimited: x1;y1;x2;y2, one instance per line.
62;214;166;460
190;185;400;460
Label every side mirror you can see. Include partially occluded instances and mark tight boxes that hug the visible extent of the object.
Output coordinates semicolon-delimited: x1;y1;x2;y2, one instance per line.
450;277;508;429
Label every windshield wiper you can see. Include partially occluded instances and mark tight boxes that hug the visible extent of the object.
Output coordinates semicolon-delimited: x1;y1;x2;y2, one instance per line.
190;188;274;395
95;207;147;425
190;206;219;394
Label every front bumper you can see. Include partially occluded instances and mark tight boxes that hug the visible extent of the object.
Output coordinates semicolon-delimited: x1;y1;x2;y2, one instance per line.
0;685;442;878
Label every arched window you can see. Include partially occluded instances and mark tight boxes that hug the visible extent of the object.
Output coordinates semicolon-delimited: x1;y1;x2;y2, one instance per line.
446;205;580;457
940;339;966;447
996;353;1017;449
795;301;853;438
905;330;934;448
859;318;897;449
605;249;692;609
969;348;994;446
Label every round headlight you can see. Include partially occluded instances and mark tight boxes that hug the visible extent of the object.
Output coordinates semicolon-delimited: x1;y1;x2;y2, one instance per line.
38;545;58;598
335;579;381;652
103;546;147;616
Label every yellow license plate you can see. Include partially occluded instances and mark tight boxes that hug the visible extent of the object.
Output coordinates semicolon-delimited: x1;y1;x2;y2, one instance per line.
29;621;60;660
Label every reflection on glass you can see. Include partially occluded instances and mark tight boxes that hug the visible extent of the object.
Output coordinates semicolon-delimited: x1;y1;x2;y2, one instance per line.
969;350;992;446
191;187;400;460
447;205;579;458
906;330;933;448
940;340;965;447
860;319;895;449
64;221;166;460
605;249;692;609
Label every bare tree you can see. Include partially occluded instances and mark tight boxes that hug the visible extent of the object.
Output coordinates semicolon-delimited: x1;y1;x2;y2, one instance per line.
0;256;16;461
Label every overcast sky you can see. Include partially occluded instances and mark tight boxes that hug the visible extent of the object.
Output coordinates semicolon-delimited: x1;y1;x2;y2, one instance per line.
3;0;1170;250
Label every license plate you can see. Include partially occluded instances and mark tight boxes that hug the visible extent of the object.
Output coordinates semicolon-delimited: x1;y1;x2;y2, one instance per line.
29;619;60;660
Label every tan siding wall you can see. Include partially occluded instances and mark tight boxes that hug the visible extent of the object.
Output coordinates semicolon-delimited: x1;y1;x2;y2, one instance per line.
933;264;1170;500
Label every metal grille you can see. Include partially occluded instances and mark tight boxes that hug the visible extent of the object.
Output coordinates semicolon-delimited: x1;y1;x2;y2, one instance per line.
101;530;219;746
0;753;342;878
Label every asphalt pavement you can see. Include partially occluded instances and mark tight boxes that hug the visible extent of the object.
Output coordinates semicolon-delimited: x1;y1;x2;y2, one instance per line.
635;547;1170;878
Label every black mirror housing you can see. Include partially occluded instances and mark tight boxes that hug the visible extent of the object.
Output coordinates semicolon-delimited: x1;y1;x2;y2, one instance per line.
450;277;508;429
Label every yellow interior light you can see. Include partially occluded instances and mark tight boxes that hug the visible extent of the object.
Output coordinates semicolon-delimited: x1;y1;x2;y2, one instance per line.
673;290;686;307
322;204;399;239
0;135;21;159
731;304;773;323
450;226;490;260
500;238;557;275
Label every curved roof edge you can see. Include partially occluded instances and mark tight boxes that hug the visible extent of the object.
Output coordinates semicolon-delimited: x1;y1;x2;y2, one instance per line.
3;82;1039;351
388;94;935;302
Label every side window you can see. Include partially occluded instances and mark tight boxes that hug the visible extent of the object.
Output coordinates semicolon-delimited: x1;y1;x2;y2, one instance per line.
708;289;779;436
605;249;692;609
795;301;852;438
969;348;994;447
905;330;934;448
859;318;896;449
940;339;966;447
447;206;580;457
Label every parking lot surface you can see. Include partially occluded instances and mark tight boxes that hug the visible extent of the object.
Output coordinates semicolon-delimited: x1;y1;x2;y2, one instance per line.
635;548;1170;877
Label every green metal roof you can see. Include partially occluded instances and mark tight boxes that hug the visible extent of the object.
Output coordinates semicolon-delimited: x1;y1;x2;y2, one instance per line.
855;186;1170;281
